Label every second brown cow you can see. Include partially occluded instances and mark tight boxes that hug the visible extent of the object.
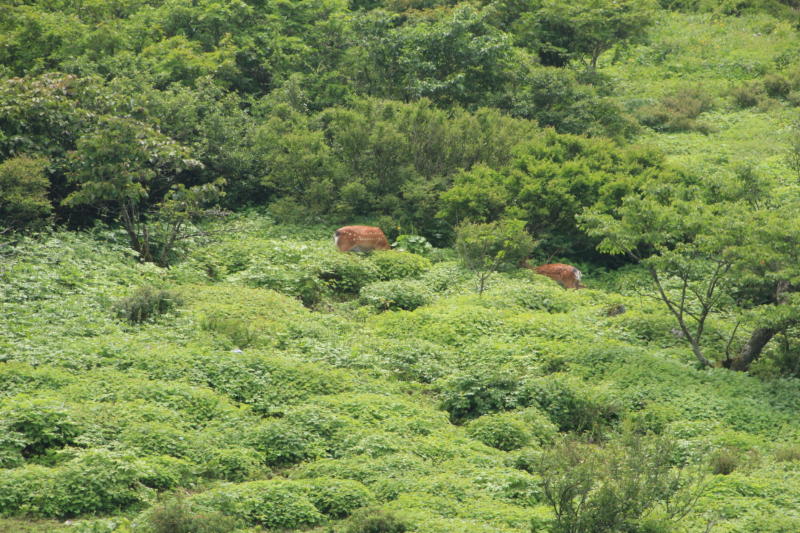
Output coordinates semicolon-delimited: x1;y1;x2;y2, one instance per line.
334;225;391;252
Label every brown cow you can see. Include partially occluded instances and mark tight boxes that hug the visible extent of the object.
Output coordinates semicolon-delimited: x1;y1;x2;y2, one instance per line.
523;261;585;289
334;225;391;252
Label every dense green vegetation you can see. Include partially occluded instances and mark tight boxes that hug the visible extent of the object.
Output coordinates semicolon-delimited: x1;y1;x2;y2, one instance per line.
3;0;800;530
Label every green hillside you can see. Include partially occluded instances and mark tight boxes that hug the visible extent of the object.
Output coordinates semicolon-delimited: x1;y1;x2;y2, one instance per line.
3;0;800;530
1;215;800;532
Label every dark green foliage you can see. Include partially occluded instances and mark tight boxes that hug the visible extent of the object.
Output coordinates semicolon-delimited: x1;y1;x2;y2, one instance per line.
317;253;381;294
200;314;258;348
146;496;239;533
731;82;764;108
524;375;620;435
113;286;182;324
360;280;434;311
455;219;535;294
466;413;532;451
1;399;81;460
297;478;374;518
774;444;800;462
0;155;52;232
345;508;408;533
637;86;715;133
710;447;741;475
442;132;669;258
536;434;706;533
438;368;525;423
193;480;323;529
763;73;792;98
392;235;433;256
510;67;638;138
369;251;432;281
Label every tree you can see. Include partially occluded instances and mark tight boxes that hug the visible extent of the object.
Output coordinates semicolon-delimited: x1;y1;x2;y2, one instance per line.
63;116;221;265
0;155;52;233
440;131;667;260
580;171;800;371
519;0;655;71
536;433;707;533
455;219;535;295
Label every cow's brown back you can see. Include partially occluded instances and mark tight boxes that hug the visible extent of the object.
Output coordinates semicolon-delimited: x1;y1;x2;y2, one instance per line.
334;225;391;252
528;262;584;289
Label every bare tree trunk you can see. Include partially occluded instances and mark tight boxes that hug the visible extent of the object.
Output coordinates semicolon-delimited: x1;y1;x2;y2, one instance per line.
727;327;777;371
726;280;793;371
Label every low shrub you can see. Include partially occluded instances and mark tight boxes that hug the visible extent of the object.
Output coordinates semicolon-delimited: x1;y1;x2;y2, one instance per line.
1;398;81;459
232;263;327;306
438;368;525;423
192;480;323;529
296;478;374;518
345;507;408;533
637;86;714;133
200;447;262;481
250;420;325;467
113;286;182;324
710;447;740;475
731;83;763;108
119;422;193;458
763;73;791;98
134;455;197;490
368;251;432;280
774;444;800;462
523;375;620;436
392;234;433;256
360;280;434;311
146;495;239;533
418;261;470;293
466;413;532;451
200;313;258;348
0;451;149;518
316;253;380;294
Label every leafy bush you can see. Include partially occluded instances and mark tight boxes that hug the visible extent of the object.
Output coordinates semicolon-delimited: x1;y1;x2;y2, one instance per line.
418;261;471;293
763;73;791;98
193;480;323;529
200;447;262;481
146;495;239;533
250;419;325;467
360;280;434;311
297;478;374;518
523;375;620;436
113;286;182;324
345;507;408;533
199;313;258;348
438;368;526;423
0;155;52;232
134;456;197;490
392;235;433;256
1;398;81;459
731;83;763;108
775;444;800;462
710;447;740;475
637;86;714;133
536;435;705;533
466;413;532;451
0;451;148;518
119;421;193;458
369;251;432;280
316;253;381;294
455;219;535;295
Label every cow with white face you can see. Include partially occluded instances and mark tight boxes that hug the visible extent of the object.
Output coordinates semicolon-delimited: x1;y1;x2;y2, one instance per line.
334;225;391;252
